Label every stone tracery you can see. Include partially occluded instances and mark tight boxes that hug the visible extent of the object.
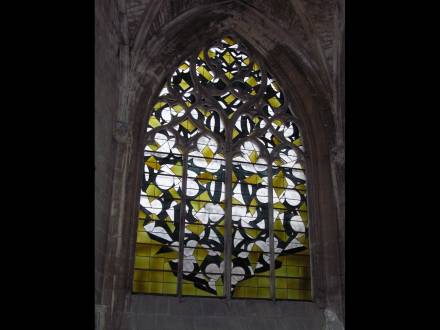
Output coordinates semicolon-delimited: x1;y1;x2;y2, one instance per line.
134;36;311;300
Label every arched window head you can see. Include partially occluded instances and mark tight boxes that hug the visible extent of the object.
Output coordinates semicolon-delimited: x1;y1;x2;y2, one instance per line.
134;36;310;301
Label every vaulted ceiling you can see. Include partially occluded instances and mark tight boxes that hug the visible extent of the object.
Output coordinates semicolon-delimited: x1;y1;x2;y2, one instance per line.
124;0;344;79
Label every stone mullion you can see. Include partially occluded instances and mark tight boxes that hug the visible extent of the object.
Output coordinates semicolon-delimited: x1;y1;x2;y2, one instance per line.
223;118;233;299
176;151;188;299
267;160;276;301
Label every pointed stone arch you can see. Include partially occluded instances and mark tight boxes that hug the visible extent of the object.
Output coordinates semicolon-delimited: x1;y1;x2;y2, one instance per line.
99;2;344;328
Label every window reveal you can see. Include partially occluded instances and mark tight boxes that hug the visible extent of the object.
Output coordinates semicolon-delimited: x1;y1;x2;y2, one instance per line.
133;36;310;300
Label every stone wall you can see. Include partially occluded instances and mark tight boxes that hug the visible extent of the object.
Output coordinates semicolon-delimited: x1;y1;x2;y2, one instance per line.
95;0;345;329
95;0;121;306
125;296;325;330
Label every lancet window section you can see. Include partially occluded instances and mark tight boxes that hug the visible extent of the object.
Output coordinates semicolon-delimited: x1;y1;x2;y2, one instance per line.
133;36;311;300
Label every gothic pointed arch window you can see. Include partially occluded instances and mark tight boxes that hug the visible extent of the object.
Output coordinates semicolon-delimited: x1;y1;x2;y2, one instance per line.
133;36;311;301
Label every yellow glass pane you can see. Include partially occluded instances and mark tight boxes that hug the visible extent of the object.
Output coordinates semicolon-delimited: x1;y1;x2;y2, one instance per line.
150;257;166;270
168;187;180;200
179;63;189;70
146;143;158;151
137;220;145;231
196;190;211;202
202;145;214;159
133;281;148;293
246;76;257;87
248;198;258;215
149;282;163;294
257;277;270;287
222;52;234;64
149;269;165;281
275;278;287;289
293;138;303;147
268;96;281;108
225;72;233;80
288;278;311;291
163;271;177;283
190;199;206;212
148;116;161;128
257;287;270;298
136;231;149;244
224;94;236;104
287;289;311;300
244;174;262;185
133;269;148;282
134;256;149;269
145;156;160;170
223;36;235;45
179;79;190;90
196;171;215;184
276;289;288;299
243;228;260;238
153;101;166;110
172;104;184;112
245;287;258;298
146;183;162;197
232;128;240;139
163;282;177;294
193;247;208;261
249;150;258;164
187;224;205;236
208;49;215;59
135;244;151;257
179;119;197;132
197;65;213;81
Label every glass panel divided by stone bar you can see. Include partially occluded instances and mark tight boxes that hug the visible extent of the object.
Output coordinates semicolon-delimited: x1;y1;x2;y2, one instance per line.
134;36;311;301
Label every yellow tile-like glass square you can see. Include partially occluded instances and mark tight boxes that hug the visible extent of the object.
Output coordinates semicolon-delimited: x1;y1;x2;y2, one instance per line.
225;72;233;80
150;257;166;270
148;116;161;128
136;231;150;244
133;281;148;293
197;65;213;81
163;271;177;283
224;94;236;104
134;269;148;282
245;287;258;298
182;282;195;295
179;79;190;90
246;76;257;87
257;287;270;298
149;271;164;283
179;63;189;71
222;52;235;64
276;289;288;299
135;244;151;257
268;96;281;108
149;282;163;294
276;278;287;289
287;289;311;300
137;220;146;231
134;256;149;270
257;277;270;288
163;282;177;294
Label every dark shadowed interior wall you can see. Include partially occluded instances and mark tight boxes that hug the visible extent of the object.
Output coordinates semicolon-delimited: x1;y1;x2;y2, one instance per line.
95;1;344;329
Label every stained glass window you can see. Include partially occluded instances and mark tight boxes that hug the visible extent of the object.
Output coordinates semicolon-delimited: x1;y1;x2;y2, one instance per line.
133;36;311;300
